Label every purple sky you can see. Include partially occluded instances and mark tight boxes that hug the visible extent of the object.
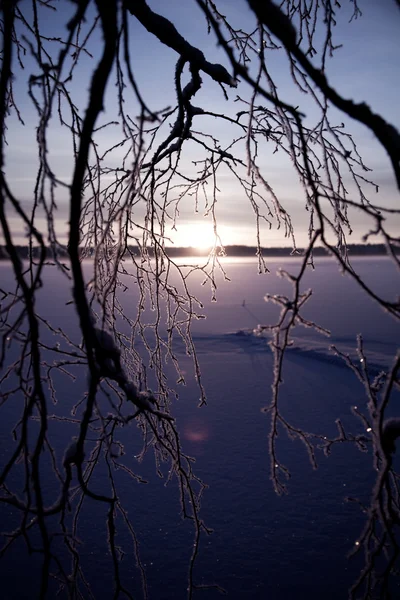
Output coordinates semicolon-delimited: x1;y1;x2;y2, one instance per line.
3;0;399;248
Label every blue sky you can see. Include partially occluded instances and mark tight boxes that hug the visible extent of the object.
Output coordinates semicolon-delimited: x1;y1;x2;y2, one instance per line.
3;0;399;249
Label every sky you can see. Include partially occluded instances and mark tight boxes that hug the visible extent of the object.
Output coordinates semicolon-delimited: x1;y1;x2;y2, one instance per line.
2;0;400;250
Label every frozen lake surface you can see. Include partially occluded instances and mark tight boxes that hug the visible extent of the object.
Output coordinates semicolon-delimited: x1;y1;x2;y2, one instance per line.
0;256;399;599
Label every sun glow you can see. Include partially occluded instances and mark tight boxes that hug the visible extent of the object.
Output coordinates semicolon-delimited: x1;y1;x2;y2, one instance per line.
172;223;218;251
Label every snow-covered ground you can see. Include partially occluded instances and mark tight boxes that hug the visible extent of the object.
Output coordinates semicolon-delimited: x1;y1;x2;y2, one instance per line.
0;256;399;599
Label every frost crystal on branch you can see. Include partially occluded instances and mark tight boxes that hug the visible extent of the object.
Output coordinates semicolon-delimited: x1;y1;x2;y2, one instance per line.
1;0;399;598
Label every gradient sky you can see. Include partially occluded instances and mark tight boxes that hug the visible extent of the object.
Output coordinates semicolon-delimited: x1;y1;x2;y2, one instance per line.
3;0;399;249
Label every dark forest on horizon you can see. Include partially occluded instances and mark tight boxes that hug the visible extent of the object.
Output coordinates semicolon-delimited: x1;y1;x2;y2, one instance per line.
0;243;398;261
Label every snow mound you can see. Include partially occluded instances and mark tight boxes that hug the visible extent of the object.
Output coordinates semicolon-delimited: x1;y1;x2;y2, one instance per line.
228;328;395;374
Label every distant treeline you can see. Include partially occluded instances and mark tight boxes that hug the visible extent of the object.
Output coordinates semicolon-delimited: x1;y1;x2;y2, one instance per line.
0;243;399;261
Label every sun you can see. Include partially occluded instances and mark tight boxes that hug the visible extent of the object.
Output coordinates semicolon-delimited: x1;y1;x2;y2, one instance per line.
188;224;216;249
172;223;217;250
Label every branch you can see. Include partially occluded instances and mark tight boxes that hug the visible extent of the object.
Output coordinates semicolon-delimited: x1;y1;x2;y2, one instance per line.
248;0;400;189
125;0;237;87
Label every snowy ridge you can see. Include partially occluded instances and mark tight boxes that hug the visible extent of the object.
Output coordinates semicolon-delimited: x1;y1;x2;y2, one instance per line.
188;329;397;374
